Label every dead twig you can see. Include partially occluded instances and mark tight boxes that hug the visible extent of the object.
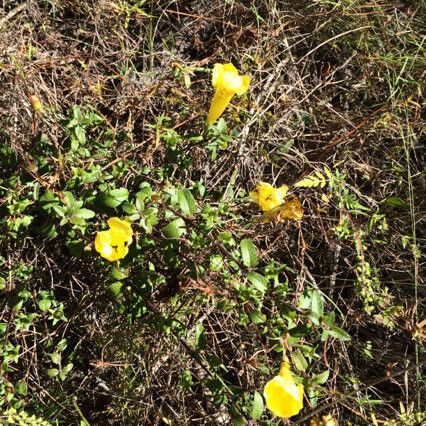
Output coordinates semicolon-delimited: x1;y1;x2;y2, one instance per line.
0;2;27;29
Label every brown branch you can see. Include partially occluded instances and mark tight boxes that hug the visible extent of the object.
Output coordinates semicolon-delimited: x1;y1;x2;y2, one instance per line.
293;360;425;424
0;3;27;29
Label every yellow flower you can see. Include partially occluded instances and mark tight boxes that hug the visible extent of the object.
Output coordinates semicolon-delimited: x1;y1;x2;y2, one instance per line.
264;362;304;419
95;217;133;262
310;414;338;426
260;195;304;222
207;63;250;124
249;182;289;212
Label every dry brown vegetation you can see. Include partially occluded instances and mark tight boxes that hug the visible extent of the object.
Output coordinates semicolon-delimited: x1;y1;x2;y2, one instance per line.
0;0;425;425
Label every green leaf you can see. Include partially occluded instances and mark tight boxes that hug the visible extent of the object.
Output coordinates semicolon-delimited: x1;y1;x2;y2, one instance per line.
294;174;325;188
308;312;320;326
250;391;264;420
327;325;351;341
311;369;330;385
38;223;58;239
240;239;258;268
247;272;268;293
178;188;197;215
140;207;158;233
315;170;327;187
122;201;138;215
194;323;206;350
40;190;59;207
209;255;223;272
15;382;28;396
101;188;129;208
137;183;153;201
63;363;74;374
56;338;68;352
63;191;77;207
49;352;61;365
385;197;409;209
230;406;245;426
311;290;324;318
59;363;73;381
162;218;186;239
298;291;312;309
288;324;311;338
47;368;59;377
74;125;86;145
291;349;308;371
74;208;95;219
52;204;66;218
109;268;128;281
108;282;123;297
38;298;52;312
325;311;335;326
250;310;266;324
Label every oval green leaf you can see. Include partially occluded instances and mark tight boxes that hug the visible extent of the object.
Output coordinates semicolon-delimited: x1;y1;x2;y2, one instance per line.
240;239;258;268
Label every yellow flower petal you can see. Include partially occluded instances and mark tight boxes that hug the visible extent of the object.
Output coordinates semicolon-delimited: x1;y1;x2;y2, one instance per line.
207;89;234;125
250;182;289;212
238;75;251;95
207;63;250;124
278;361;293;381
95;231;118;262
264;376;304;419
310;414;338;426
212;63;226;88
264;362;304;419
94;218;133;262
114;243;129;260
260;195;304;222
107;217;133;244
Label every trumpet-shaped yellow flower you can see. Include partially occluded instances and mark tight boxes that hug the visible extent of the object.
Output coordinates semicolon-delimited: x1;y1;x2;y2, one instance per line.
207;63;250;124
95;217;133;262
249;182;289;212
264;362;304;419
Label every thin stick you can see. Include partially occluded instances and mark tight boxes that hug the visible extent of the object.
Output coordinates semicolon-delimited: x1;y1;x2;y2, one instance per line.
293;360;425;424
0;3;27;29
297;26;371;64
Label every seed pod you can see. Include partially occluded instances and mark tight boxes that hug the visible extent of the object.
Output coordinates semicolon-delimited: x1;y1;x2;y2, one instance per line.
29;95;44;113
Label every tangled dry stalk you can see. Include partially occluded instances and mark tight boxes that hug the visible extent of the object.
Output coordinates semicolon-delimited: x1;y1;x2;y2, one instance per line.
0;0;424;425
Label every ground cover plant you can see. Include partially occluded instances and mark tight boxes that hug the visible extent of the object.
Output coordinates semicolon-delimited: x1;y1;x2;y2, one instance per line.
0;0;425;425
